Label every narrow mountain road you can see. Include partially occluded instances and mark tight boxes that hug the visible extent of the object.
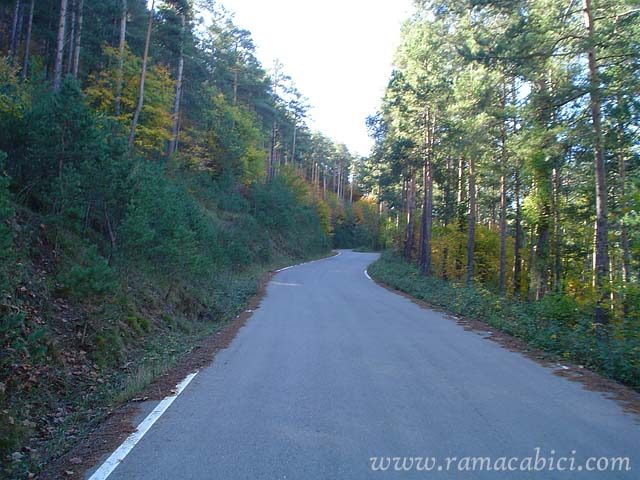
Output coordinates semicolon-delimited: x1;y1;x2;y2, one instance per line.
91;251;639;479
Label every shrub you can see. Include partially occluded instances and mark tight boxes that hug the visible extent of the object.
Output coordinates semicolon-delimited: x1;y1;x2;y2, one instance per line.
57;245;118;301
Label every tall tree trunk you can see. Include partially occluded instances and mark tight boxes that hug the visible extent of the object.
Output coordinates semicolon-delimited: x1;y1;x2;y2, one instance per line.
268;120;277;181
530;77;553;301
14;0;24;67
52;0;68;91
232;66;238;106
322;166;327;198
291;123;297;165
44;7;54;79
114;0;127;116
499;169;508;294
527;227;535;299
466;155;476;284
21;0;34;80
9;0;20;61
533;199;551;300
499;84;508;294
167;12;185;158
616;106;630;316
618;160;630;286
553;166;562;293
583;0;609;323
71;0;83;77
404;173;416;261
514;168;523;296
418;108;434;276
418;158;433;275
456;156;466;277
128;0;155;150
66;0;75;76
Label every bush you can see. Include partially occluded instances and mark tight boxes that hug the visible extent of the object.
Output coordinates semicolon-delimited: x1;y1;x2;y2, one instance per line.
0;151;15;295
57;245;118;300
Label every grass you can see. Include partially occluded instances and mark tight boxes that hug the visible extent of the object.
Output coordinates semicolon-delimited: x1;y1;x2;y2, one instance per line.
368;252;640;392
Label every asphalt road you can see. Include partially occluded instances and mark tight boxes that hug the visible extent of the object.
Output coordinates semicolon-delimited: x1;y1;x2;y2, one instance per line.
97;251;639;479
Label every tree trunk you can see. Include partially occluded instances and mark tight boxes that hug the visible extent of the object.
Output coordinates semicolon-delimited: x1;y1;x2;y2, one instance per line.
52;0;68;91
418;158;433;275
268;120;277;181
322;166;327;198
418;108;434;276
232;66;238;106
619;161;630;286
167;12;185;158
404;173;416;261
533;200;551;300
21;0;34;80
114;0;127;117
466;155;476;284
499;84;508;294
9;0;20;61
66;0;75;76
456;156;466;277
530;77;553;301
291;123;297;165
553;166;562;293
514;168;522;296
583;0;609;323
616;107;630;316
71;0;83;77
499;170;507;294
128;0;155;150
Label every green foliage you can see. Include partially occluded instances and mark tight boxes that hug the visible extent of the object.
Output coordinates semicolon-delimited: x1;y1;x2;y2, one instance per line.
57;245;118;301
0;151;15;294
370;253;640;390
194;90;266;183
251;169;329;256
125;315;151;336
93;328;126;367
118;162;219;282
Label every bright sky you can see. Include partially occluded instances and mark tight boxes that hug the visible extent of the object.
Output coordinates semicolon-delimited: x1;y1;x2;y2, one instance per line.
217;0;414;156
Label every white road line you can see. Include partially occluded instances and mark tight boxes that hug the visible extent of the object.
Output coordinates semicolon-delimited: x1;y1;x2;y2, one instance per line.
88;371;199;480
364;269;372;281
275;251;341;273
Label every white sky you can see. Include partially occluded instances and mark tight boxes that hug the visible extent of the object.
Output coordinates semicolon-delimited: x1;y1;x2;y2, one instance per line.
216;0;414;156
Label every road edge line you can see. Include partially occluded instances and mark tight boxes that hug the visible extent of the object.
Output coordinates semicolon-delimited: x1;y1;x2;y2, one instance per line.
275;250;341;273
87;371;199;480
